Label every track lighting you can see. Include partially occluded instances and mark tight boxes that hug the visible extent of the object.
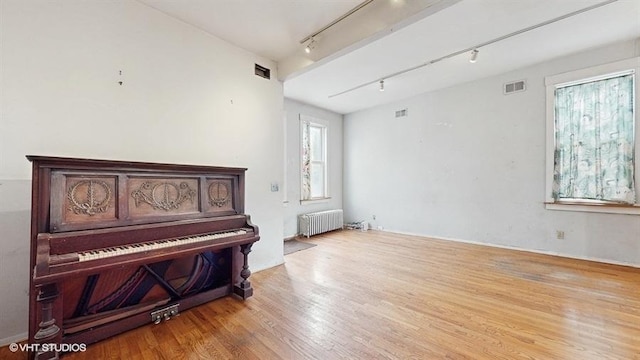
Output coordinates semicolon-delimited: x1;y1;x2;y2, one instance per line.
305;38;316;54
469;49;479;63
300;0;374;53
329;0;617;99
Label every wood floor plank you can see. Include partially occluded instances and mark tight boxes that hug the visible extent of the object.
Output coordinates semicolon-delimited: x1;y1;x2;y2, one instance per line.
2;230;639;359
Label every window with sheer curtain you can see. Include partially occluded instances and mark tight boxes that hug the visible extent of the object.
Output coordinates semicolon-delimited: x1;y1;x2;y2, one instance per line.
545;57;639;213
553;72;635;203
300;116;328;202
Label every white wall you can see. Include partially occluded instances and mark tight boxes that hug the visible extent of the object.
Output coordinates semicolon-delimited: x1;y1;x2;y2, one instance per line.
283;99;343;238
0;0;284;344
344;39;640;267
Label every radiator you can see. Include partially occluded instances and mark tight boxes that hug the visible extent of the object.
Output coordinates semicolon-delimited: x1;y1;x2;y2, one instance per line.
299;209;344;238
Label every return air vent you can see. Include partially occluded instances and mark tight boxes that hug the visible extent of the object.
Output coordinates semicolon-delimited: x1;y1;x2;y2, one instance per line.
254;64;270;79
395;108;408;118
504;80;526;94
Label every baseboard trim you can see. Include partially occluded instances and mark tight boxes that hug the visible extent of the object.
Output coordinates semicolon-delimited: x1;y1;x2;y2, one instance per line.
0;332;27;347
284;234;298;242
381;228;640;269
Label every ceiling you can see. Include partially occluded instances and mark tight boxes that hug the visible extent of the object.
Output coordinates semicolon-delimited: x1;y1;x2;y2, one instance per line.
139;0;640;115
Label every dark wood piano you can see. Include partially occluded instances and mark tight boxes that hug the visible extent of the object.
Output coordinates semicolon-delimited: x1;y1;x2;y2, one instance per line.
26;156;260;359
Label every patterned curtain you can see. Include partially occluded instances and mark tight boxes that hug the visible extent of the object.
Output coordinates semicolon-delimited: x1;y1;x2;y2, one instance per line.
553;73;635;203
301;121;311;200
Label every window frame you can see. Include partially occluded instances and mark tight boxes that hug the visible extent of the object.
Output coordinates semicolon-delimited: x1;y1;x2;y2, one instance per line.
544;57;640;215
300;115;330;204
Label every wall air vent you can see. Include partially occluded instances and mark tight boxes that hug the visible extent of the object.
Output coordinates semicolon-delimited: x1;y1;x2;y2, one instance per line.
395;108;408;118
504;80;526;94
254;64;271;79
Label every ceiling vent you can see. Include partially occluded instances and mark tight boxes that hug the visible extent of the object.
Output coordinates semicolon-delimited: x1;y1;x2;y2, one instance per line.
395;108;408;118
504;80;526;94
254;64;270;80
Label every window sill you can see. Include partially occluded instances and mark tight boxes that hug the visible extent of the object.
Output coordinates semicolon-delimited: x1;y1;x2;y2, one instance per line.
300;197;331;205
545;201;640;215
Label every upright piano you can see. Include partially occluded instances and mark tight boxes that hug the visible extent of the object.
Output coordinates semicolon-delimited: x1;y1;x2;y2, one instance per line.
26;156;260;359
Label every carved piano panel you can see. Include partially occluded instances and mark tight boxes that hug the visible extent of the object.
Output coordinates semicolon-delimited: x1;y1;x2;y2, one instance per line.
49;170;243;234
128;177;200;217
27;156;259;360
51;174;119;231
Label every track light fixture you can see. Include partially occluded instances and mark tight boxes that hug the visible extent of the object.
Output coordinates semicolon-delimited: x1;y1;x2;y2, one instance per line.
305;38;316;54
379;80;384;91
469;49;479;63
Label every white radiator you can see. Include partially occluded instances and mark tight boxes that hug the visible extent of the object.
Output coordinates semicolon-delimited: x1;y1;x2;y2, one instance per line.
299;209;344;238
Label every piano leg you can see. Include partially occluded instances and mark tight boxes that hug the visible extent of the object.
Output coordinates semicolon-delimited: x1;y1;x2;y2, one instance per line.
233;243;253;299
33;283;61;360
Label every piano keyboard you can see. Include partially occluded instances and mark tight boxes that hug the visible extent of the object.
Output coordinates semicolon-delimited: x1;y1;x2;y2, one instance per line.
77;229;248;262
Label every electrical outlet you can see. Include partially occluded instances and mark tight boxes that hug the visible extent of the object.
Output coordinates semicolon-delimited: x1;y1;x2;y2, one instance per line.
372;215;376;220
556;230;565;240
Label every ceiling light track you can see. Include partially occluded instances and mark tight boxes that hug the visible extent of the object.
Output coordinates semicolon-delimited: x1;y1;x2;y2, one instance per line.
299;0;375;44
328;0;619;98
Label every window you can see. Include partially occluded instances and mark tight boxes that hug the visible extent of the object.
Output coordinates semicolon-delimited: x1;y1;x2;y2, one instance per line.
300;115;328;202
545;57;640;214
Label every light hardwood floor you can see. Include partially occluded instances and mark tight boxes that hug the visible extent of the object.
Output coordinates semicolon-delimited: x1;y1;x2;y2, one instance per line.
2;230;639;359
